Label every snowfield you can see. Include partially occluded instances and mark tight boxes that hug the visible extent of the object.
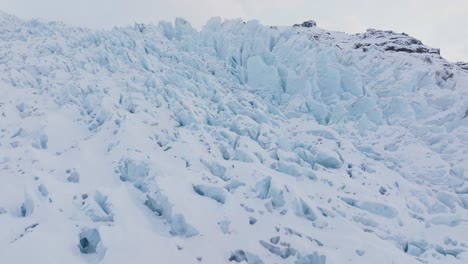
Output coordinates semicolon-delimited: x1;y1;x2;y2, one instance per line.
0;12;467;264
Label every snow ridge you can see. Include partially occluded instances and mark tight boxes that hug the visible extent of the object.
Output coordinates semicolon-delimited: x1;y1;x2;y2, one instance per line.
0;13;467;264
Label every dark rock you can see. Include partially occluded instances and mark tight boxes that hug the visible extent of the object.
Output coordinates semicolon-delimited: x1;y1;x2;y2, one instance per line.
355;29;440;55
456;62;468;71
293;20;317;28
384;45;440;55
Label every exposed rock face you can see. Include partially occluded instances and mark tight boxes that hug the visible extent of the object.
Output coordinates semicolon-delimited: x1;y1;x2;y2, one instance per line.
456;62;468;71
293;20;317;28
353;29;440;55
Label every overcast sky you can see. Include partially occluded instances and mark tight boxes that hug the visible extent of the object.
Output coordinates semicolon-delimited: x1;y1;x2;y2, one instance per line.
1;0;467;62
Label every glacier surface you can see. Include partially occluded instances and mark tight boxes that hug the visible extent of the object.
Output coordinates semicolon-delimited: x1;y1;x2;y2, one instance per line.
0;12;467;264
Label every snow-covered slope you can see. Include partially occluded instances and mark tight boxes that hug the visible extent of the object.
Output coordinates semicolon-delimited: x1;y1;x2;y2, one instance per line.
0;12;467;264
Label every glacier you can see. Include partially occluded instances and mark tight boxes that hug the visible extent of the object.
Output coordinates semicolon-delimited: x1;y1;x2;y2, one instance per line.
0;12;467;264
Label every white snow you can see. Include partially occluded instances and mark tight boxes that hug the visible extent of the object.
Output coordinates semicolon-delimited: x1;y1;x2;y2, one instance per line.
0;11;467;264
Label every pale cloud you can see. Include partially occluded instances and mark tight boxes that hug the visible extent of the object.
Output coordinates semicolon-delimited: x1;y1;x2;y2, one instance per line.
0;0;466;61
0;0;246;28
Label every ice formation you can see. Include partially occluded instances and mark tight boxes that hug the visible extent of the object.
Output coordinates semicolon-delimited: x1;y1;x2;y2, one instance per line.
0;11;467;263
